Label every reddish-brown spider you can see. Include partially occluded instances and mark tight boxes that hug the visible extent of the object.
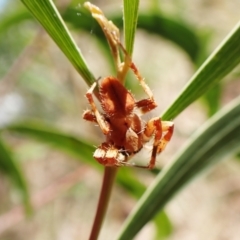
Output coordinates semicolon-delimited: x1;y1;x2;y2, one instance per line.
83;2;174;169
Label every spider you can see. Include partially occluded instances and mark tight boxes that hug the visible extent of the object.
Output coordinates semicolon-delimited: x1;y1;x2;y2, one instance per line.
82;2;174;169
83;51;174;169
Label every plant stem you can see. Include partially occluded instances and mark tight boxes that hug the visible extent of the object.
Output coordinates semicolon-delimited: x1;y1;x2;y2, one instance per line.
89;167;118;240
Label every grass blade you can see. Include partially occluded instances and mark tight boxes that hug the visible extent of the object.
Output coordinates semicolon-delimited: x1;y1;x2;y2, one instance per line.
1;7;200;63
0;138;31;213
20;0;95;85
153;211;172;240
135;13;200;62
64;9;200;62
123;0;139;56
4;120;97;167
116;96;240;240
3;120;147;196
0;8;31;33
162;20;240;120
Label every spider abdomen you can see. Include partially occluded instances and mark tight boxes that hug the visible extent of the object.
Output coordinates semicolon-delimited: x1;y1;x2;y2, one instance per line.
100;77;135;117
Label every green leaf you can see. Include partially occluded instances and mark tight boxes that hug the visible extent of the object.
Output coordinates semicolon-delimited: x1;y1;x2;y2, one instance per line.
0;137;31;213
1;7;200;63
64;9;200;62
162;20;240;120
116;96;240;240
3;121;172;230
135;13;200;62
153;211;172;240
202;83;222;117
3;120;147;197
0;8;31;33
4;120;97;167
117;168;145;198
20;0;95;85
123;0;139;56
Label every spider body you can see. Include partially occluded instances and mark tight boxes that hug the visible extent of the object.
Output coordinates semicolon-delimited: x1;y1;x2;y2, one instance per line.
83;71;174;169
83;77;144;166
100;77;142;151
83;2;174;169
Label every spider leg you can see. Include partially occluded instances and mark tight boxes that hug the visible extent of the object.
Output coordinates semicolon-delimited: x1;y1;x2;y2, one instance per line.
116;41;157;113
84;82;110;135
82;109;97;123
94;143;127;167
142;118;174;169
157;121;174;154
84;2;121;73
94;143;147;168
143;118;163;169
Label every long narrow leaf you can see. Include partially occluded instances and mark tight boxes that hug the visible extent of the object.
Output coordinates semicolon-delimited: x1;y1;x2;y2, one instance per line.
20;0;95;85
153;211;173;239
3;121;170;229
123;0;139;56
135;13;200;62
64;9;200;62
3;121;146;197
116;96;240;240
162;20;240;120
0;8;31;33
1;7;200;63
5;121;97;167
0;138;30;213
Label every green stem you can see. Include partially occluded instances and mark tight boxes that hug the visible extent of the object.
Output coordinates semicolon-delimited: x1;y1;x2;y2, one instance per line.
89;167;118;240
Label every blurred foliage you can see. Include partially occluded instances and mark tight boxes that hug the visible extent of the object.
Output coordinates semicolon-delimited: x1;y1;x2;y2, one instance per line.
153;211;172;240
117;95;240;240
0;138;31;213
0;0;240;239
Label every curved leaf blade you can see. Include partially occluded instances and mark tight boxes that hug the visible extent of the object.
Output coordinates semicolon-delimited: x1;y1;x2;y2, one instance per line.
0;8;31;33
3;121;147;195
4;121;96;167
153;211;173;239
135;13;200;62
20;0;95;85
0;138;31;213
64;9;200;62
162;20;240;120
116;96;240;240
1;7;200;63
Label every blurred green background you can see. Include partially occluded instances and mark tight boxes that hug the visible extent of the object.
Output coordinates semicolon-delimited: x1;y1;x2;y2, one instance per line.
0;0;240;240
